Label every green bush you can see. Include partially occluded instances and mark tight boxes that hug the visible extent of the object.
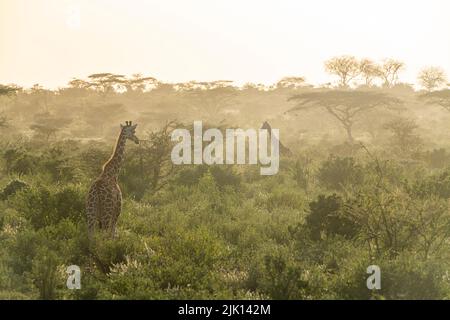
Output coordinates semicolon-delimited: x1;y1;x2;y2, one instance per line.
1;138;450;300
11;184;85;229
317;156;363;191
1;179;29;200
3;148;37;175
306;194;359;241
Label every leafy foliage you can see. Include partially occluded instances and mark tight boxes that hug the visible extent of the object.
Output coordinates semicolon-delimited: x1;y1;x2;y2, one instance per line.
1;76;450;300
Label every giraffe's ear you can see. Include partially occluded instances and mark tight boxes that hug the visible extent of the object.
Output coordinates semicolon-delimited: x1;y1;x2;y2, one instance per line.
132;124;138;129
120;124;124;129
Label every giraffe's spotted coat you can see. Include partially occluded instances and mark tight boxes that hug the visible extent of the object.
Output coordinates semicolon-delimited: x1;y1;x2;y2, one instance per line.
86;122;138;239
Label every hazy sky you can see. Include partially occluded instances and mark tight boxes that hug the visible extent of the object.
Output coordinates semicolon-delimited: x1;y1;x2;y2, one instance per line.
1;0;449;88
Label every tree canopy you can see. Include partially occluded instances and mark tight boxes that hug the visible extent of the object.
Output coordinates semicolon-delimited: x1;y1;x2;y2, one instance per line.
288;90;402;143
0;84;20;96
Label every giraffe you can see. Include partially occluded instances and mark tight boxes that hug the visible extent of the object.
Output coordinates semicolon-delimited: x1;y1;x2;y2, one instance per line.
261;121;293;157
86;121;139;240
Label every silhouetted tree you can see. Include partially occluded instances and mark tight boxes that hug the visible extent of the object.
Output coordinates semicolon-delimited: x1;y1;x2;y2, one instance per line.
324;56;360;87
68;78;91;89
275;77;306;89
288;90;402;144
125;74;157;93
241;82;268;92
384;118;423;155
379;59;404;87
121;121;179;199
359;59;382;86
0;84;20;96
417;67;447;92
87;73;127;96
29;113;72;141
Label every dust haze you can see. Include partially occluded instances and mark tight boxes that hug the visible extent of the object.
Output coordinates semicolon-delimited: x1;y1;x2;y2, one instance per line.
1;0;450;300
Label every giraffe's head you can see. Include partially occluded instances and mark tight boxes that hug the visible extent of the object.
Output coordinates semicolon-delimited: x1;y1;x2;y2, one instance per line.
120;121;139;144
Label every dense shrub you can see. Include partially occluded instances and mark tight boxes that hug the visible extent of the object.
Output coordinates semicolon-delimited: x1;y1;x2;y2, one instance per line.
422;148;450;169
317;156;363;191
3;148;37;175
306;194;359;241
0;137;449;300
11;184;85;229
1;179;29;200
410;167;450;198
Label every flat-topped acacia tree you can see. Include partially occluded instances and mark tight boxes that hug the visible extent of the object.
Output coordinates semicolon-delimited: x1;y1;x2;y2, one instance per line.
0;84;19;96
287;90;402;144
86;73;127;97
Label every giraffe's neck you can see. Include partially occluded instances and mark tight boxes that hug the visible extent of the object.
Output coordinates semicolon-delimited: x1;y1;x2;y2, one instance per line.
102;131;127;179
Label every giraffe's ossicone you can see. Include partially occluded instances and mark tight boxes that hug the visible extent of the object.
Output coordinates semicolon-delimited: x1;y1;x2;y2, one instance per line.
86;121;139;239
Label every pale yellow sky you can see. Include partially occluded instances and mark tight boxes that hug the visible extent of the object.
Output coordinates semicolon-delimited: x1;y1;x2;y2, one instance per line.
1;0;449;88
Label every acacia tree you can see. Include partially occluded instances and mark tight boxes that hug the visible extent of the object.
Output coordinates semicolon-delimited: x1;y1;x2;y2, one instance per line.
344;149;450;260
379;59;404;87
417;67;447;92
121;121;179;199
241;82;268;92
29;113;72;141
87;73;127;96
359;59;381;86
0;84;19;96
68;78;91;89
324;55;360;87
384;118;423;155
275;77;306;89
125;74;157;93
287;90;402;144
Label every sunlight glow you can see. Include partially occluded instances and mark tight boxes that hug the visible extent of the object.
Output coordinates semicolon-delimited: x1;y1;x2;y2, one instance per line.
0;0;449;88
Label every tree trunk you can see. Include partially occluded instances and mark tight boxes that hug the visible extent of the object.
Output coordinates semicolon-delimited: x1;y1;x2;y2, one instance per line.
344;125;354;144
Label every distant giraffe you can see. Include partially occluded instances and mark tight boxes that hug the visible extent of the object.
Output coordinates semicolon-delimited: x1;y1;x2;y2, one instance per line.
86;121;139;239
261;121;293;156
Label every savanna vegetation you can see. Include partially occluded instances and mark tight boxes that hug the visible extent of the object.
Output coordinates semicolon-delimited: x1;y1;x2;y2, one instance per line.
1;56;450;299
